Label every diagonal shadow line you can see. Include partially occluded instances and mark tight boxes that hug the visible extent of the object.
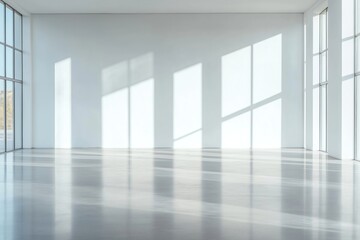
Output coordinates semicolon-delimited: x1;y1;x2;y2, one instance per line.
173;128;202;142
312;83;321;88
342;73;354;81
342;36;354;42
222;93;282;122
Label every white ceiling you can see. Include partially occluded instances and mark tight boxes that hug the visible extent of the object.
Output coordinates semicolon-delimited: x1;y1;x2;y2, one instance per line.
11;0;318;14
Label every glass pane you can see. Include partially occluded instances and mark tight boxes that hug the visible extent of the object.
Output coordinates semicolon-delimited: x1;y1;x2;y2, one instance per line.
0;80;4;152
326;11;328;48
320;11;327;51
0;44;4;76
357;0;360;35
14;12;21;50
15;50;21;80
5;7;13;46
6;81;13;151
320;85;327;151
313;54;319;85
320;52;327;83
313;15;320;54
15;83;21;149
356;37;360;74
357;77;360;160
0;3;4;43
6;47;13;78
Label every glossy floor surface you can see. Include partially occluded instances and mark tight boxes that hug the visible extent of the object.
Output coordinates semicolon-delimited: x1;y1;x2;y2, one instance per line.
0;149;359;240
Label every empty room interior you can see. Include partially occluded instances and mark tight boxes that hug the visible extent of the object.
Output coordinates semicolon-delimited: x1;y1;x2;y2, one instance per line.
0;0;359;239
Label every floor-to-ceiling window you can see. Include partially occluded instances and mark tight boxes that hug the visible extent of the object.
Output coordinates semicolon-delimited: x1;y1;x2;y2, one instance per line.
319;8;328;152
356;0;360;160
0;1;22;152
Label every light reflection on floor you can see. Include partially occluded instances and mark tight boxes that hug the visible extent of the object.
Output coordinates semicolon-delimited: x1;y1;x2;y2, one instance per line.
0;148;359;240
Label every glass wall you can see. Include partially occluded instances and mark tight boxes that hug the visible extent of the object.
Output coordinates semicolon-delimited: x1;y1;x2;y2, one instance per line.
0;1;22;152
356;0;360;160
319;8;328;152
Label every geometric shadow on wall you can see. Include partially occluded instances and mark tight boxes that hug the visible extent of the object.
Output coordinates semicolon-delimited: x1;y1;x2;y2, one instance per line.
101;53;154;148
55;34;284;149
222;34;283;148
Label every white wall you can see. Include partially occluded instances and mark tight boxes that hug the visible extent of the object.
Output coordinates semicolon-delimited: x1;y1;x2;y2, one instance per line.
31;14;304;148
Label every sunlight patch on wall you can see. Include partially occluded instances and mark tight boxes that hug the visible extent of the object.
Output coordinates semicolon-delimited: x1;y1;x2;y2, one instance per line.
253;99;281;148
221;46;251;117
220;34;283;149
130;79;154;148
222;112;251;148
129;53;154;148
253;34;282;104
102;61;129;148
101;53;154;148
102;89;129;148
174;64;202;148
55;58;71;148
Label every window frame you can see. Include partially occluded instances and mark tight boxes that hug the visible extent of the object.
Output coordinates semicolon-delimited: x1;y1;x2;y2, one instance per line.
0;1;23;153
319;8;328;152
355;0;360;160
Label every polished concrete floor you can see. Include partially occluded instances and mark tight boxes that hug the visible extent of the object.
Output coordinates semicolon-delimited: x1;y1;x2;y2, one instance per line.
0;148;359;240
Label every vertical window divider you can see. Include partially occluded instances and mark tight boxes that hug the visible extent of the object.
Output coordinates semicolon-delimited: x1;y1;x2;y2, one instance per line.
355;0;358;160
12;9;15;151
4;4;7;153
319;10;322;152
319;8;328;152
326;9;328;152
20;13;23;149
354;0;360;160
